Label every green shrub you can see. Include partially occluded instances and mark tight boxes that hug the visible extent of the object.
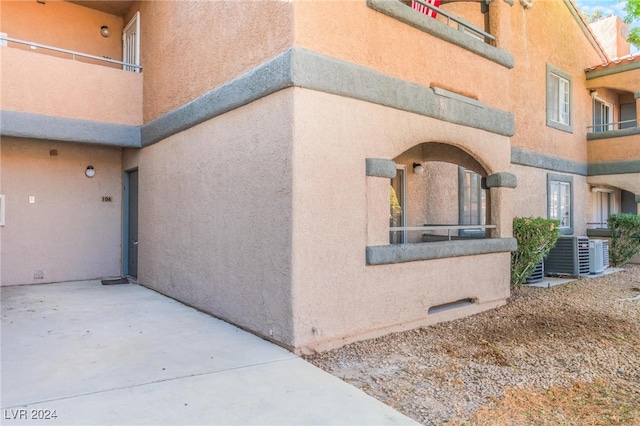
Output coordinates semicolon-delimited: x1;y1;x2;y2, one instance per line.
511;217;561;285
608;213;640;266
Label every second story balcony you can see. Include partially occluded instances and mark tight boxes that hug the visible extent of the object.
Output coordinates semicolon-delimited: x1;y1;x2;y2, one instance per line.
585;54;640;165
0;0;142;127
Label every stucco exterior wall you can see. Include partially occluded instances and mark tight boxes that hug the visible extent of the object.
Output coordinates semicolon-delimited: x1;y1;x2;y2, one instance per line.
292;0;510;112
511;164;590;236
0;0;124;65
509;0;603;162
133;0;294;123
588;134;640;163
289;88;513;352
0;47;142;125
138;90;295;347
0;138;122;286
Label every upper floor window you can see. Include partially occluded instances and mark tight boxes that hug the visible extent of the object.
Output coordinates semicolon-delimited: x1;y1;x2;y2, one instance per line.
546;64;573;133
547;174;573;235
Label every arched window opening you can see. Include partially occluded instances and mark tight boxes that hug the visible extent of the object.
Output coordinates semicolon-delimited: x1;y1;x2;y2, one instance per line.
389;143;493;244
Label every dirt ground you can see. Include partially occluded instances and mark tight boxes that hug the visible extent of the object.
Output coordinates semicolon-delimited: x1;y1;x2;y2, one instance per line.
306;265;640;425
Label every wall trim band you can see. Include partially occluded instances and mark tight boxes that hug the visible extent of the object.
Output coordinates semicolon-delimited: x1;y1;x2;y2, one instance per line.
0;110;140;147
366;238;517;265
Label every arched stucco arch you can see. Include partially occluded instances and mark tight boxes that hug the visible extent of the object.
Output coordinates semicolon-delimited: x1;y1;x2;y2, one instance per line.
419;141;490;176
390;140;495;243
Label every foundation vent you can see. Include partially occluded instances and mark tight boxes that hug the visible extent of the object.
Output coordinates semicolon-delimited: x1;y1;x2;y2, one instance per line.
428;298;476;315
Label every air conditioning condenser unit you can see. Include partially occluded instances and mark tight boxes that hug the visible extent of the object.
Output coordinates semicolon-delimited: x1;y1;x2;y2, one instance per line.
544;236;590;277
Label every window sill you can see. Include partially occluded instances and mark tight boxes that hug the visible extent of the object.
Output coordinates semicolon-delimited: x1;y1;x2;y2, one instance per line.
366;0;514;69
546;120;573;134
366;238;517;265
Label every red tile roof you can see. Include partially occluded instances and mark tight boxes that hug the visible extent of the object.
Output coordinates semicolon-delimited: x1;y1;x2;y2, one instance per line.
586;53;640;72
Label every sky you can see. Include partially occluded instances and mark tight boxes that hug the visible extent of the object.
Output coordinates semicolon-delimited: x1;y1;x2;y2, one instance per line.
573;0;629;17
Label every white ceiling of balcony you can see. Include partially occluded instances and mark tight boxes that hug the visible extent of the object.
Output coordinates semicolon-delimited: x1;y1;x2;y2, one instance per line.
66;1;134;17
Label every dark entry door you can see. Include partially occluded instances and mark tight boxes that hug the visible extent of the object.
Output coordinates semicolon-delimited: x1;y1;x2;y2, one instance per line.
127;170;138;278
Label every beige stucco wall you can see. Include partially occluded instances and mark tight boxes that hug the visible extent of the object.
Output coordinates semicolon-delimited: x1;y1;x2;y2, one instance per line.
138;89;295;346
0;0;124;65
511;164;590;236
586;69;640;93
588;134;640;163
509;0;603;162
589;16;631;59
289;88;513;352
292;0;510;112
132;0;294;123
0;47;142;125
0;138;123;286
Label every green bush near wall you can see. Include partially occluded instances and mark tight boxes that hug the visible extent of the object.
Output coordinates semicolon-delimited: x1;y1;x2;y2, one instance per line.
511;217;561;285
608;213;640;267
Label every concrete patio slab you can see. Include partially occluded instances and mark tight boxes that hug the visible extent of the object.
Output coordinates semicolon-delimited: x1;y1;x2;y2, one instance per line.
1;281;417;425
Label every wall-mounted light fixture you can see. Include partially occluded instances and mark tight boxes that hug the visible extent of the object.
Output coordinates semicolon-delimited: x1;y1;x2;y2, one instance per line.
590;89;598;98
100;26;111;37
85;165;96;178
413;162;425;175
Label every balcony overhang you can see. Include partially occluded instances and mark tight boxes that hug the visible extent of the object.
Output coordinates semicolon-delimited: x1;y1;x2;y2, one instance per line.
65;1;134;17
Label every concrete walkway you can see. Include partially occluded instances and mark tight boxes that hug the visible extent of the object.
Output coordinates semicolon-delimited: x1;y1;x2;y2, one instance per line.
1;281;417;425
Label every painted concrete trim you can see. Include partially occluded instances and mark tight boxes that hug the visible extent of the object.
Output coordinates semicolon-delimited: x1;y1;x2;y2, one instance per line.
431;87;484;108
366;238;517;265
141;50;294;147
366;0;515;69
511;147;587;176
141;47;515;148
586;60;640;80
486;172;517;188
635;92;640;99
366;158;397;178
587;126;640;140
289;49;515;137
0;110;140;147
588;160;640;175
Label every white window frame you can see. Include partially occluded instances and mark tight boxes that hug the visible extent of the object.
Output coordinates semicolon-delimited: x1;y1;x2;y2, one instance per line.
547;174;573;235
591;188;614;229
592;98;613;133
546;64;573;133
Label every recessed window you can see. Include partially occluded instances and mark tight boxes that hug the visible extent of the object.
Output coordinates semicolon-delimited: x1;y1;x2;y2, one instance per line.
390;165;407;244
546;65;573;133
592;98;613;132
458;168;486;237
547;174;573;235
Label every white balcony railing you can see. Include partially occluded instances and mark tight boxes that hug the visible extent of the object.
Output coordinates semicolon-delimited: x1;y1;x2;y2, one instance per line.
390;224;497;243
0;35;142;72
587;119;637;132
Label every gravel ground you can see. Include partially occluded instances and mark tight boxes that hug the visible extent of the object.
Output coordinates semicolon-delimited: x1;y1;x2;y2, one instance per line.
305;265;640;425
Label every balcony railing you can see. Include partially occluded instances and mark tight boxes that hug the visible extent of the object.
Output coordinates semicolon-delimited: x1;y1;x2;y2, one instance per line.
409;0;495;44
0;35;142;72
587;119;637;132
390;224;497;243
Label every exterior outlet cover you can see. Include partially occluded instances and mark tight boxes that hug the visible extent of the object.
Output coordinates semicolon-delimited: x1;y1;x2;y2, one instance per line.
34;270;44;279
29;196;35;204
